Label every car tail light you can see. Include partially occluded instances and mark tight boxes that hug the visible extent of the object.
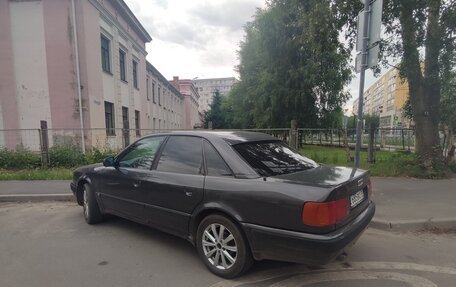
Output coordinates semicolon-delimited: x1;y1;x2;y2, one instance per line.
302;198;348;227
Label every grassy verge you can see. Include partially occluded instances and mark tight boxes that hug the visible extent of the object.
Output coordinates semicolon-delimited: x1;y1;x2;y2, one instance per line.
300;145;453;178
0;145;453;180
0;168;73;180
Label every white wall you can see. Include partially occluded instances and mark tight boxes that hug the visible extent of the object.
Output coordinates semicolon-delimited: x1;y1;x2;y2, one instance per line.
10;1;52;131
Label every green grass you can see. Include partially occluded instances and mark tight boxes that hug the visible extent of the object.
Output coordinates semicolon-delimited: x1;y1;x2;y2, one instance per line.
0;145;453;180
0;168;73;180
300;145;451;178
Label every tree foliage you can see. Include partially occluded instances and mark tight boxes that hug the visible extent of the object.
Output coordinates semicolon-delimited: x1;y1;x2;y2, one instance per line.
203;90;226;129
226;0;352;129
335;0;456;167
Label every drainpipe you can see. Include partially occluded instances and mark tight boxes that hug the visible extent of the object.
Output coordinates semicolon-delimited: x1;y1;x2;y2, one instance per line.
71;0;86;153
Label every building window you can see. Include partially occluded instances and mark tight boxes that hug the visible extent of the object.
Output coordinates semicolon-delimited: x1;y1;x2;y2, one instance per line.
122;107;129;129
152;83;156;103
104;101;115;136
153;118;156;129
135;110;141;136
119;49;126;81
158;86;161;106
100;35;111;73
146;78;150;100
132;60;138;89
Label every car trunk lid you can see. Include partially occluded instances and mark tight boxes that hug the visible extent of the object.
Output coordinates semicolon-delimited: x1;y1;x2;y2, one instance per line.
274;165;372;231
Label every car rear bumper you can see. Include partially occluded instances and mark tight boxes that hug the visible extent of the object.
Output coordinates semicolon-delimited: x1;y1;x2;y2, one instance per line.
241;201;375;265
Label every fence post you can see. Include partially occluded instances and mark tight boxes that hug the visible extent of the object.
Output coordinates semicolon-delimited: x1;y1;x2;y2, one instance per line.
401;128;405;150
290;120;297;149
40;120;49;167
368;124;375;163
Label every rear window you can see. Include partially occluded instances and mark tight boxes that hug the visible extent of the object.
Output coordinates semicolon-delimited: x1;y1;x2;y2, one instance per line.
233;141;318;177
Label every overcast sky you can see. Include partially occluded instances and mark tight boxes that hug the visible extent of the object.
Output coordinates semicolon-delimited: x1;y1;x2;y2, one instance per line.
125;0;381;113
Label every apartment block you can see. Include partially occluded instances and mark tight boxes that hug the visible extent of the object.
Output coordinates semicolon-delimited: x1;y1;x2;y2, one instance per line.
193;77;236;113
353;68;410;129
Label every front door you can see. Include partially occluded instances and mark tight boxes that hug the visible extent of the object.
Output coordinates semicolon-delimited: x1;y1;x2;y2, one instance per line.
97;136;166;221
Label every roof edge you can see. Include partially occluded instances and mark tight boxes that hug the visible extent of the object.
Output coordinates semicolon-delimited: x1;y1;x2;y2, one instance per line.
110;0;152;42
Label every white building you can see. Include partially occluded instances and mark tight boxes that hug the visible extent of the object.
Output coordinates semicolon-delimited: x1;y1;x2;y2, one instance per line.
146;63;184;130
193;77;236;113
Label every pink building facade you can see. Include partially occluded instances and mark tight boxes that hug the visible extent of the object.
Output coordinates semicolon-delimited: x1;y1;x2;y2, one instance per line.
0;0;150;149
171;77;202;129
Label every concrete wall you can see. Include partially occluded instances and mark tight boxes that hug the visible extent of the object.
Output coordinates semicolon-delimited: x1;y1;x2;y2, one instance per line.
9;1;53;132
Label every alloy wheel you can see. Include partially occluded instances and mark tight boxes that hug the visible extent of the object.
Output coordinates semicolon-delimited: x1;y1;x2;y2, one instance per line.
202;223;238;270
83;187;89;219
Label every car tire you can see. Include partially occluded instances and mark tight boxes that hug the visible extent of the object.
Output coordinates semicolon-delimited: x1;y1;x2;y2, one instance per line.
82;183;104;224
196;214;253;278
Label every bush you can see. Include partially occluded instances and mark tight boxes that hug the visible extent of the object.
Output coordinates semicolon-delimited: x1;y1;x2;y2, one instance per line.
0;148;41;170
86;147;116;164
449;160;456;173
49;145;87;168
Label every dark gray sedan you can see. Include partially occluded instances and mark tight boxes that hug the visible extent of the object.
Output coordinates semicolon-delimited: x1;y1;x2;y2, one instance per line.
71;131;375;278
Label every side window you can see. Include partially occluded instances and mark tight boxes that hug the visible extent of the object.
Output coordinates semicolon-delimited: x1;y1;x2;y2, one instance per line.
118;136;165;169
156;136;203;175
204;140;232;177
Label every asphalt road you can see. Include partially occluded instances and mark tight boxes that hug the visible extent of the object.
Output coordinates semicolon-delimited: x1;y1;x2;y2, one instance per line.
1;202;456;287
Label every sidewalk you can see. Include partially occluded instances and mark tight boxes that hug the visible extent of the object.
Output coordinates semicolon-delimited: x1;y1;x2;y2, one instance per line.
0;181;72;202
370;177;456;232
0;178;454;232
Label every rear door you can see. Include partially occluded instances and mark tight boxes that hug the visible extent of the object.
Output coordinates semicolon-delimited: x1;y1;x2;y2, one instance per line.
138;135;205;236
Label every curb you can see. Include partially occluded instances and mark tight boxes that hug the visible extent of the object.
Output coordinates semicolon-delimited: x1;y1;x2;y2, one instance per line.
370;217;456;232
0;194;74;202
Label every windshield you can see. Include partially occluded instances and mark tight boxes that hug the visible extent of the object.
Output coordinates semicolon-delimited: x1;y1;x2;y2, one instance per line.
233;141;318;177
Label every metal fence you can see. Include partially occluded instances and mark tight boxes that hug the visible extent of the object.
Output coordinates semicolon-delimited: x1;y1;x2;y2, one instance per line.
1;127;454;156
298;128;417;151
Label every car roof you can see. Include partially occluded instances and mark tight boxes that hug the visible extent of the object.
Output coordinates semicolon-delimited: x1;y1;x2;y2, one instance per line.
152;130;279;145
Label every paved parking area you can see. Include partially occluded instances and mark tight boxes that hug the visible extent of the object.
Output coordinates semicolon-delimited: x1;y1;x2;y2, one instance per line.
1;202;456;287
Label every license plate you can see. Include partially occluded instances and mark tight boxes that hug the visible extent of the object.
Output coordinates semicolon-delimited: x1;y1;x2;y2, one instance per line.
350;190;365;208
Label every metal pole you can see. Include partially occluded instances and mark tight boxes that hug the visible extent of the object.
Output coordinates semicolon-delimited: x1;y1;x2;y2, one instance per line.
354;0;370;169
71;0;86;154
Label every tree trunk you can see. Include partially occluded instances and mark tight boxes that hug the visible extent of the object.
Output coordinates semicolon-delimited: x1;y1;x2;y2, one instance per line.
399;0;443;168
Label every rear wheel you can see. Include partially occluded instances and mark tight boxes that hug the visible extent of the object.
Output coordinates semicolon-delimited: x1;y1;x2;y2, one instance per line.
82;183;104;224
196;214;253;278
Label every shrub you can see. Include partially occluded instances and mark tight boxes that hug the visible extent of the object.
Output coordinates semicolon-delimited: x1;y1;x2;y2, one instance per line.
86;147;116;164
48;145;87;168
0;148;41;170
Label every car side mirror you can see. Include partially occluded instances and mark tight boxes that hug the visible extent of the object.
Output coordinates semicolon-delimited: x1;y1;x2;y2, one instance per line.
103;156;116;167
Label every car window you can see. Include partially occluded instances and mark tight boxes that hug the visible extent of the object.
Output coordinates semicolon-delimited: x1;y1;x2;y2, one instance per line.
118;136;165;169
156;136;203;175
204;140;232;177
233;140;318;177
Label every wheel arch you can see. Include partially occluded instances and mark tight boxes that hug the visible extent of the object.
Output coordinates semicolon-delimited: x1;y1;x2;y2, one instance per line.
75;176;92;206
189;203;245;245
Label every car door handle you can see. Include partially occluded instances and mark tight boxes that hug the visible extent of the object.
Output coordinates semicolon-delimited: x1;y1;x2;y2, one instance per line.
133;181;141;188
185;190;193;197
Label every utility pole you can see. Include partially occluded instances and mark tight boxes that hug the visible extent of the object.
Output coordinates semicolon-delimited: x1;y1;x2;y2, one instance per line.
354;0;383;169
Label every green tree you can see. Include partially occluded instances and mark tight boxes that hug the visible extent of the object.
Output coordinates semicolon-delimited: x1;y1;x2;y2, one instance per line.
364;114;380;129
335;0;456;168
228;0;352;129
203;90;226;129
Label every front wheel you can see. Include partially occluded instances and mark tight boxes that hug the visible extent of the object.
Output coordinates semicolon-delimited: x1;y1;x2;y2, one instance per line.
82;183;104;224
196;214;253;278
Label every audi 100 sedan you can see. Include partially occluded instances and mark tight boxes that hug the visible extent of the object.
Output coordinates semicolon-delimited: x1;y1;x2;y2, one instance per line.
71;131;375;278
